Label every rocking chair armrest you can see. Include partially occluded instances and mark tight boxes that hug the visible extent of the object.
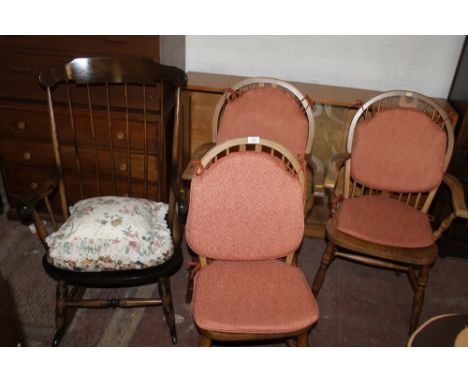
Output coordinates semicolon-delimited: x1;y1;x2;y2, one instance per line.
325;152;351;191
16;168;60;221
305;153;325;198
170;167;189;216
442;173;468;219
181;142;217;181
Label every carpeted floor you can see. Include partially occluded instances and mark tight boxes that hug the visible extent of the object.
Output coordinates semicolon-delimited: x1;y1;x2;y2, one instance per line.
1;212;468;347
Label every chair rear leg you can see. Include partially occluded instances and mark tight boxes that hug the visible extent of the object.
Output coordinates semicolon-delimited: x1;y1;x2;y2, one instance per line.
409;266;430;335
53;280;68;346
312;241;336;296
158;277;177;344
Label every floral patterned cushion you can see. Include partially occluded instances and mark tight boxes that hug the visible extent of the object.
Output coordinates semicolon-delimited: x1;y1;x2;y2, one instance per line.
45;196;173;272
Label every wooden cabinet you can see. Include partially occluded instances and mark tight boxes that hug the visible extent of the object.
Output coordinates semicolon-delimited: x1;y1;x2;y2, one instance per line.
0;36;161;218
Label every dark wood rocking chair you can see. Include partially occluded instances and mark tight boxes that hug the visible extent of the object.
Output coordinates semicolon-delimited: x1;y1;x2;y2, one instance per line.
17;57;188;346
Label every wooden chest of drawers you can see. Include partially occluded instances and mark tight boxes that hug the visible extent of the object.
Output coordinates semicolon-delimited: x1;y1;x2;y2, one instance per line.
0;36;162;218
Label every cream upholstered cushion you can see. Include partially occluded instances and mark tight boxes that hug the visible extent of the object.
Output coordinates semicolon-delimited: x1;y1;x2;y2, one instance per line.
45;196;173;272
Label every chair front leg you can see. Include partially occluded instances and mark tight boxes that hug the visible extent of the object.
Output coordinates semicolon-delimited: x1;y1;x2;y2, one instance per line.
296;332;309;347
312;241;336;296
409;265;430;335
199;335;212;347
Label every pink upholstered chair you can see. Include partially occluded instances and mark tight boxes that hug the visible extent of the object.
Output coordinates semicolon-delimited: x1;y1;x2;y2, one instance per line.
183;77;324;302
312;90;468;335
185;137;319;346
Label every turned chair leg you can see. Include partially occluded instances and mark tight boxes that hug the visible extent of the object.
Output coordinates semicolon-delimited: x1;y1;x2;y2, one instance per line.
409;265;430;335
158;277;178;344
312;241;336;296
296;333;309;347
199;335;212;347
53;280;68;346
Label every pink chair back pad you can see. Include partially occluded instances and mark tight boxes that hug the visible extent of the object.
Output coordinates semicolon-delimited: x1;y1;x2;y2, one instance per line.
216;87;309;160
186;152;305;261
350;108;447;193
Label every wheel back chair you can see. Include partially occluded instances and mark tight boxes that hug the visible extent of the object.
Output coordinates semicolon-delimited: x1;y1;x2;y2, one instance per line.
185;137;319;346
312;90;468;335
17;57;188;345
183;77;324;302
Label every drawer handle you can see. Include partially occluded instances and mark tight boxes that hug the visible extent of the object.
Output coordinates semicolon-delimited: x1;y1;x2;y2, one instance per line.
23;152;31;161
10;66;30;74
30;182;38;190
104;37;128;44
119;163;128;172
17;121;26;130
116;131;125;140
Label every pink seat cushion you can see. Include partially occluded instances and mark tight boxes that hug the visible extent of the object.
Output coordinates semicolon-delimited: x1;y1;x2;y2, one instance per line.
192;260;319;334
217;86;309;160
186;151;304;261
351;108;447;193
336;195;435;248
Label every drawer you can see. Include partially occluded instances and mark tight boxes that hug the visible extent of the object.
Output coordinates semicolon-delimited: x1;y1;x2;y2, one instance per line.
0;104;161;152
53;105;161;152
0;36;159;59
60;146;159;181
0;140;55;168
0;140;159;181
0;104;51;142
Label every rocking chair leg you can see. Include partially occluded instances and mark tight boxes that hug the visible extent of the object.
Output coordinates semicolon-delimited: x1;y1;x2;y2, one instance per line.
312;241;336;296
409;266;430;335
53;280;68;346
158;277;177;344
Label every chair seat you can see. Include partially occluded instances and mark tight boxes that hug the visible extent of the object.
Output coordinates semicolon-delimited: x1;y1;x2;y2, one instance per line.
336;195;435;249
46;196;173;272
192;260;319;334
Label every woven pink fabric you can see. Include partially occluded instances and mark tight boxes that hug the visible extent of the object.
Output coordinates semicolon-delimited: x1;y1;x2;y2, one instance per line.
336;195;435;248
216;87;309;160
192;260;319;334
351;108;447;192
185;152;304;260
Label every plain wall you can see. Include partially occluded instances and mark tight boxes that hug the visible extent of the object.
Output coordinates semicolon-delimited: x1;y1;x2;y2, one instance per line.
185;35;465;98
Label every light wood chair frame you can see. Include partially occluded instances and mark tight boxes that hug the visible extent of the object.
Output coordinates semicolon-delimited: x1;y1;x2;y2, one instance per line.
183;77;324;303
311;90;468;335
191;137;314;346
17;57;188;346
